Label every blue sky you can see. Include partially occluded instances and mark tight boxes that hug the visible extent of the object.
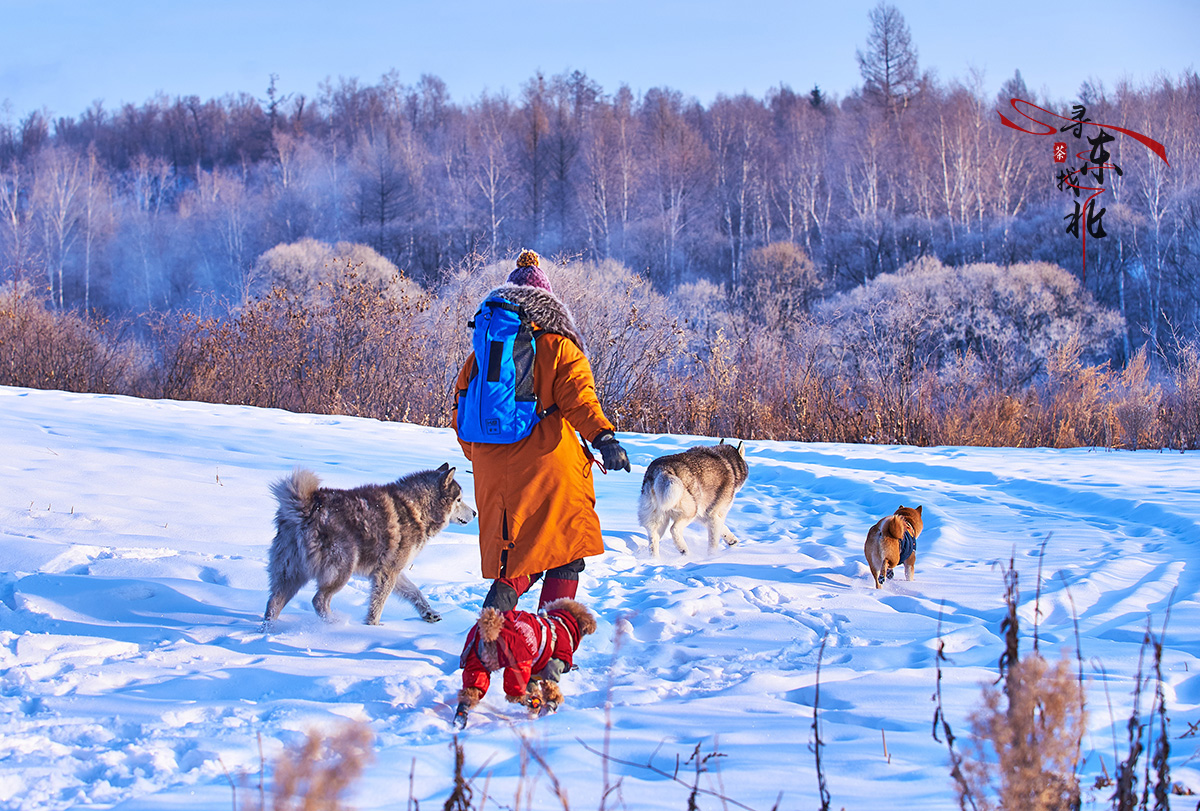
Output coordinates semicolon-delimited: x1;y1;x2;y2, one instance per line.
2;0;1197;121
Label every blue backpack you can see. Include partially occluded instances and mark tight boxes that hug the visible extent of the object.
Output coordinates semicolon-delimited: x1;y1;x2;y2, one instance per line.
456;295;556;443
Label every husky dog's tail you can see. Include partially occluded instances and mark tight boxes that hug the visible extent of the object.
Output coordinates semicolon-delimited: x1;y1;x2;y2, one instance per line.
638;469;686;523
270;468;322;569
264;468;323;627
271;468;321;525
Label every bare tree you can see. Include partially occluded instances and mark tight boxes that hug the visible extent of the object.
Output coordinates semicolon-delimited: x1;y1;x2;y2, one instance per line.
349;119;426;266
580;85;638;259
79;145;113;312
193;166;259;296
468;94;516;256
0;160;37;284
517;73;552;245
545;70;599;251
32;146;84;308
856;2;922;116
768;87;831;254
124;153;175;309
709;94;770;290
638;88;710;288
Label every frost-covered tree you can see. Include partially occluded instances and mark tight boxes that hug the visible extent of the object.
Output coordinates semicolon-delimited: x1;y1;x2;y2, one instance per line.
816;257;1124;389
31;146;84;308
739;241;822;328
250;237;418;303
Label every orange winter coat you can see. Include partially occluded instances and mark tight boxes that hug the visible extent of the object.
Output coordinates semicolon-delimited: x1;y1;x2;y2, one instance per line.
453;285;614;580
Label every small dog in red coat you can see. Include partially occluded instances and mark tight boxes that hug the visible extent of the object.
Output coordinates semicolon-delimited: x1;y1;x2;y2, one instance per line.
453;598;597;728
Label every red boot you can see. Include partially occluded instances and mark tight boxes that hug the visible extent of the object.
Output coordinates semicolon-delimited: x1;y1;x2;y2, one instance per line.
537;575;579;610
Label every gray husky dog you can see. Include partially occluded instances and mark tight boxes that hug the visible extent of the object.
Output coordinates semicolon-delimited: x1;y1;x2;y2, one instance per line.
263;463;476;627
637;440;749;557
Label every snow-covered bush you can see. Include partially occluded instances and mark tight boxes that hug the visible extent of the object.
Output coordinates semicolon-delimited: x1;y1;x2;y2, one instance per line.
815;257;1125;389
249;238;420;303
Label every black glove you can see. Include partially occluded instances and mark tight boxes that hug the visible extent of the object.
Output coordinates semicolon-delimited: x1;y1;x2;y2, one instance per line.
591;430;630;472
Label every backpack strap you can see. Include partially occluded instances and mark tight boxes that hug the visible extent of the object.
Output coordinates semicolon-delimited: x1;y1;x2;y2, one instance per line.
527;327;562;419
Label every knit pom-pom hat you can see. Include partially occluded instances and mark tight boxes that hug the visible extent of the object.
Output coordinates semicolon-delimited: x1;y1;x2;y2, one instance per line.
506;249;553;293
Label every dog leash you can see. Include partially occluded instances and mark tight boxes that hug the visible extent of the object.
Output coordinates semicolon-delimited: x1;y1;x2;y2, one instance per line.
578;432;608;475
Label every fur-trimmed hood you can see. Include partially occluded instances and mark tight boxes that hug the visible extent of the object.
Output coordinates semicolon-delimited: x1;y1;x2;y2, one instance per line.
486;284;586;354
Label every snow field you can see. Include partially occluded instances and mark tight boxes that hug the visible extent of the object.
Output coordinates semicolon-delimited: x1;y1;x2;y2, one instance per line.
1;385;1198;809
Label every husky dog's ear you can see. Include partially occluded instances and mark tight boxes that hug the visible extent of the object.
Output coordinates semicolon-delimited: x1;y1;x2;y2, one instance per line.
736;440;745;457
440;466;457;487
718;438;725;445
437;462;450;472
916;505;923;515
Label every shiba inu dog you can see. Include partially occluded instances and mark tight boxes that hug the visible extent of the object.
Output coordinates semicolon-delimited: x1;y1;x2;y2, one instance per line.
864;505;923;588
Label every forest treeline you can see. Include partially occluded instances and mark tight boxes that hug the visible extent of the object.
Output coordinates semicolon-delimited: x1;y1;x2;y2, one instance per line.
2;6;1199;449
2;5;1198;363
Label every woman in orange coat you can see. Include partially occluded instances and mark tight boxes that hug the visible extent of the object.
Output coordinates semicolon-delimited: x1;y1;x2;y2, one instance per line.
452;251;631;611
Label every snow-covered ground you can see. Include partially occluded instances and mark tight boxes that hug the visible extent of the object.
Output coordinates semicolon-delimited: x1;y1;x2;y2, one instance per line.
1;384;1197;810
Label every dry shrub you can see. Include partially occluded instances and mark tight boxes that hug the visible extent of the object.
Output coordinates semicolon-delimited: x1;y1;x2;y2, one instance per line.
738;241;823;328
1034;337;1119;448
1111;346;1162;449
614;313;863;442
816;258;1124;391
0;282;139;394
6;250;1199;451
551;258;686;426
237;721;374;811
962;654;1086;811
250;238;418;303
955;557;1086;811
1160;338;1200;450
150;264;444;423
909;352;1028;446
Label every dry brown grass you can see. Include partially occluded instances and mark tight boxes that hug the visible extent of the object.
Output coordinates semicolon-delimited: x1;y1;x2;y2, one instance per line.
146;263;447;424
2;262;1199;451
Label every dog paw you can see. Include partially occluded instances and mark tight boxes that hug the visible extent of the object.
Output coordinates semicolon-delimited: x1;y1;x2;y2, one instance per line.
886;568;894;580
422;610;442;623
